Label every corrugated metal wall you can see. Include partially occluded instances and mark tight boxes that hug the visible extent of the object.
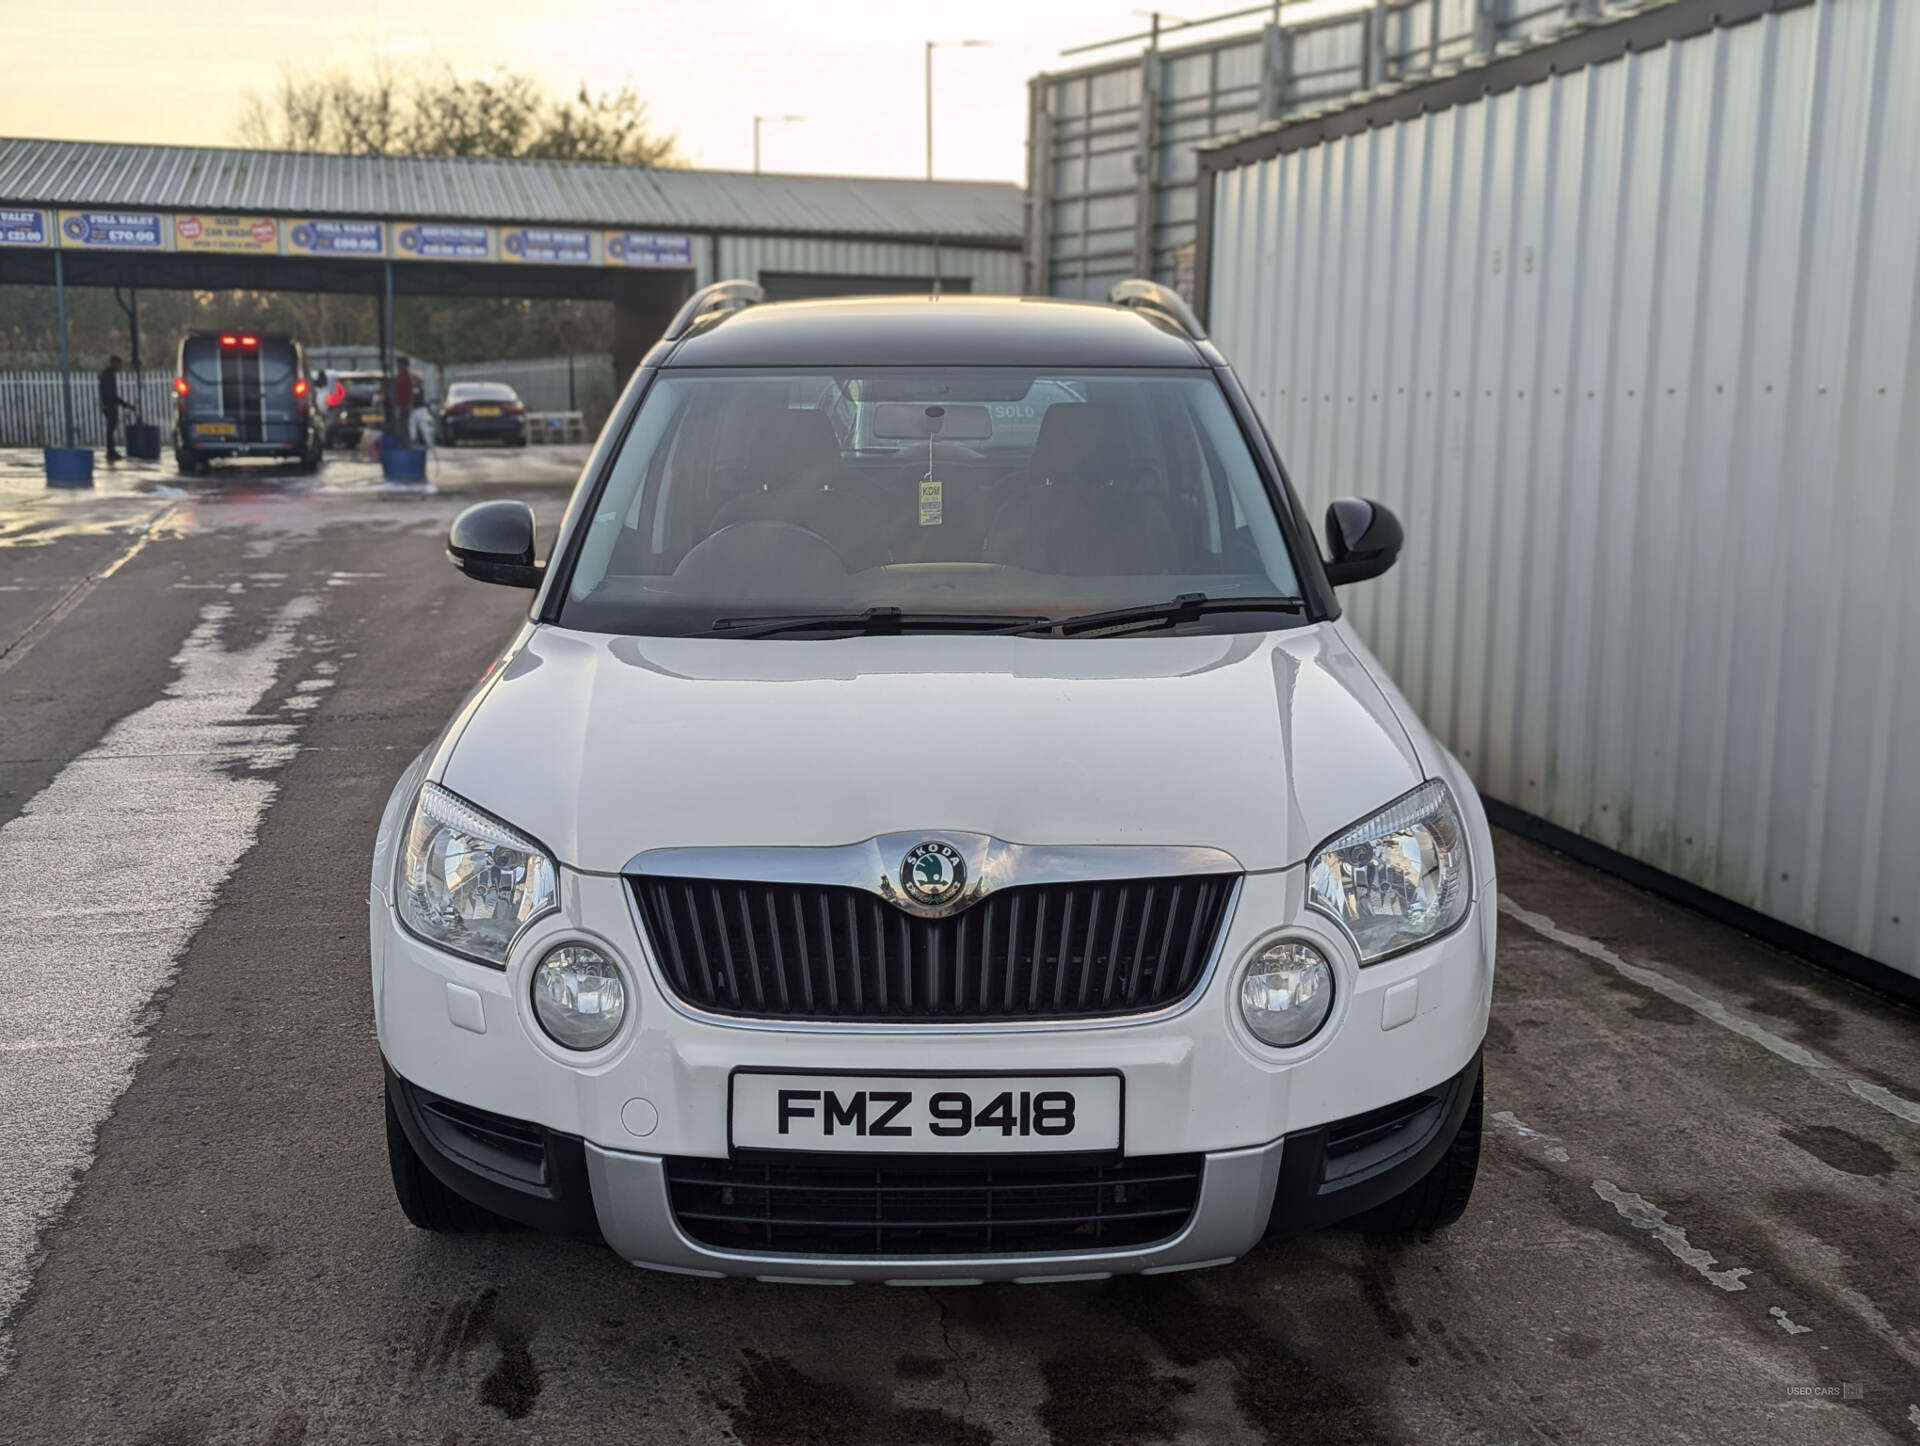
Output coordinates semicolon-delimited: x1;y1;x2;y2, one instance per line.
705;237;1023;294
1030;0;1624;299
1204;0;1920;979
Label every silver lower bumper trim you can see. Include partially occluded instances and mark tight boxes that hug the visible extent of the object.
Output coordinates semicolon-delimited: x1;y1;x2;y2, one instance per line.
583;1139;1285;1284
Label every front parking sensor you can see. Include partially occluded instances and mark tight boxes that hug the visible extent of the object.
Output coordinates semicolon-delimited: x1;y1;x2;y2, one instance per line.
621;1098;660;1137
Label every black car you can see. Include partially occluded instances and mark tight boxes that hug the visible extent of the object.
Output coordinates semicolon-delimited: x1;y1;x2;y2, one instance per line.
316;369;387;449
173;332;322;475
438;382;529;447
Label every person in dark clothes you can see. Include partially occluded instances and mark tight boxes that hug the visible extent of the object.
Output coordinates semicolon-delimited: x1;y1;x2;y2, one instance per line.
98;355;136;463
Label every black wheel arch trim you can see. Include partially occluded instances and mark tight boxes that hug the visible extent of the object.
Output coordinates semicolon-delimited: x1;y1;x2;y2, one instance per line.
383;1060;606;1245
1261;1044;1482;1238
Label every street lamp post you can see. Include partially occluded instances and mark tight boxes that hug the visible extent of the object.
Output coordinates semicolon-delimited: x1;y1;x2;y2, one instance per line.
924;38;989;180
753;114;807;174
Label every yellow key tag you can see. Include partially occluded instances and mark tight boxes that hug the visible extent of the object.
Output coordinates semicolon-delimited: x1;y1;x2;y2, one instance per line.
918;478;944;527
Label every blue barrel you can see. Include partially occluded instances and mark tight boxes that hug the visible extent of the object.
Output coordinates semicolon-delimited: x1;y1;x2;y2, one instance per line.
125;422;162;461
381;445;428;483
44;447;95;488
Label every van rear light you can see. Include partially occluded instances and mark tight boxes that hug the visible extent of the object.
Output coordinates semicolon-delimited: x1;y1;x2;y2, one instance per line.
220;335;238;346
241;335;258;347
293;377;310;398
173;377;190;396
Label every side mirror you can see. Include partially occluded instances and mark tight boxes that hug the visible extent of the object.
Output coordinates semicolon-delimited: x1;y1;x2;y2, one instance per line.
448;500;543;588
1322;498;1402;586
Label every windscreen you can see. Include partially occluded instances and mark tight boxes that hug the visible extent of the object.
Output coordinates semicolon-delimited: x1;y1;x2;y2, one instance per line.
449;383;516;402
561;368;1302;637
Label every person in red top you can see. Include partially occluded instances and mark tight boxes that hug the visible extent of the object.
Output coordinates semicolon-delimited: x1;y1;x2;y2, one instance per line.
390;356;418;438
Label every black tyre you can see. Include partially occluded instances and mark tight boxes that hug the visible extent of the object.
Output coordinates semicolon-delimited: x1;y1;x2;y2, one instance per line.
385;1082;512;1233
510;432;528;448
1358;1074;1482;1237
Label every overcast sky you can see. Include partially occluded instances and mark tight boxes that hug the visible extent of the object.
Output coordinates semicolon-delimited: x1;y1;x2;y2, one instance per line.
1;0;1363;184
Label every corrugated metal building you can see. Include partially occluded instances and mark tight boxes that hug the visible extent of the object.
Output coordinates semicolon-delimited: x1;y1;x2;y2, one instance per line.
0;138;1024;378
1197;0;1920;988
0;139;1023;260
1028;0;1642;300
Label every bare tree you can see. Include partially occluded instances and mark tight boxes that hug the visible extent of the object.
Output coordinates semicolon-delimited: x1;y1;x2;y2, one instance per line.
526;85;680;166
236;65;679;165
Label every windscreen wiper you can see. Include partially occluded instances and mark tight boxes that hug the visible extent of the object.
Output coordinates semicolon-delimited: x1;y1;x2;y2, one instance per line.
710;607;1047;639
1000;592;1308;638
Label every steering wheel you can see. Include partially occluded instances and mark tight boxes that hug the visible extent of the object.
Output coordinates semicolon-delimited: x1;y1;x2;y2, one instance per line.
673;520;850;588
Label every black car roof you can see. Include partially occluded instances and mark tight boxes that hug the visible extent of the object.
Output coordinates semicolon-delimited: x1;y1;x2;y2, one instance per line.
662;295;1210;369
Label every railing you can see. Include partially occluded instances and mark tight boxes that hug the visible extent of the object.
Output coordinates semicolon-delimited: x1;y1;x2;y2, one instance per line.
440;355;617;434
0;354;619;448
0;369;177;449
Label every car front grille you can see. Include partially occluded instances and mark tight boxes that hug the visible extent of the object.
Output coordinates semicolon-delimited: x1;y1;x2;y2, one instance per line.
631;874;1237;1022
665;1154;1204;1257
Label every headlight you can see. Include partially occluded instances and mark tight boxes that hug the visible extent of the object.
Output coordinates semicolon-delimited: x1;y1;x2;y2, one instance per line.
532;944;627;1050
1307;780;1471;963
397;782;557;968
1239;940;1333;1046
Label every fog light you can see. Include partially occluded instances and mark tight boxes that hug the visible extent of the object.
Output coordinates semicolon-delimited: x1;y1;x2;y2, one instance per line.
1239;941;1333;1047
532;944;627;1050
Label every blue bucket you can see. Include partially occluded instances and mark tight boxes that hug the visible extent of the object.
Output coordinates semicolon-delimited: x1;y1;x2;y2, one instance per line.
44;447;95;488
125;422;162;461
381;445;428;483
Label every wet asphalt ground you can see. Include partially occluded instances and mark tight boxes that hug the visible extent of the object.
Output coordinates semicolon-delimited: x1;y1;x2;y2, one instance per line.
0;453;1915;1445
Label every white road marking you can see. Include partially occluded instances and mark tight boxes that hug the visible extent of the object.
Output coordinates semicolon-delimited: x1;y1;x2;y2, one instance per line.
0;504;175;678
1499;900;1920;1130
1591;1180;1753;1292
1491;1109;1569;1161
0;595;317;1368
1495;1111;1760;1298
1770;1306;1812;1335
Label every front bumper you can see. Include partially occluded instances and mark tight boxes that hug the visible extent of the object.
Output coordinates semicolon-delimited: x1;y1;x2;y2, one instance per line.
374;855;1492;1279
386;1048;1481;1282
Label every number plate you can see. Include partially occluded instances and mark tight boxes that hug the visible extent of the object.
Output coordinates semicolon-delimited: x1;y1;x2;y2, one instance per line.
472;405;502;416
195;422;236;435
730;1072;1121;1155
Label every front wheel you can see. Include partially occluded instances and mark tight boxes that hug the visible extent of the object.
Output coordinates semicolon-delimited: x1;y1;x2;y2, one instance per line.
384;1082;513;1233
1358;1074;1482;1236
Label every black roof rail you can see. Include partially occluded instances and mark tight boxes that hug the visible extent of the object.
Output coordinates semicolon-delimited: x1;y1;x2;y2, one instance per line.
1106;279;1207;342
662;279;765;341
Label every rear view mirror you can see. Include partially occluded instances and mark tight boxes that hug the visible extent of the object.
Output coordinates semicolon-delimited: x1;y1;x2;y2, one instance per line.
448;500;543;588
1323;498;1403;586
869;402;994;441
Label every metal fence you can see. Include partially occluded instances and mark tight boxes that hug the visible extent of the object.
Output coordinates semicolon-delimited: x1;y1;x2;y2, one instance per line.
1029;0;1618;298
440;355;617;433
1201;0;1920;981
0;369;176;448
0;355;621;447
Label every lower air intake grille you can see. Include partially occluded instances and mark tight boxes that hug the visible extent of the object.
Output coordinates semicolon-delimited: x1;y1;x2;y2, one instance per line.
632;874;1236;1021
665;1154;1204;1257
